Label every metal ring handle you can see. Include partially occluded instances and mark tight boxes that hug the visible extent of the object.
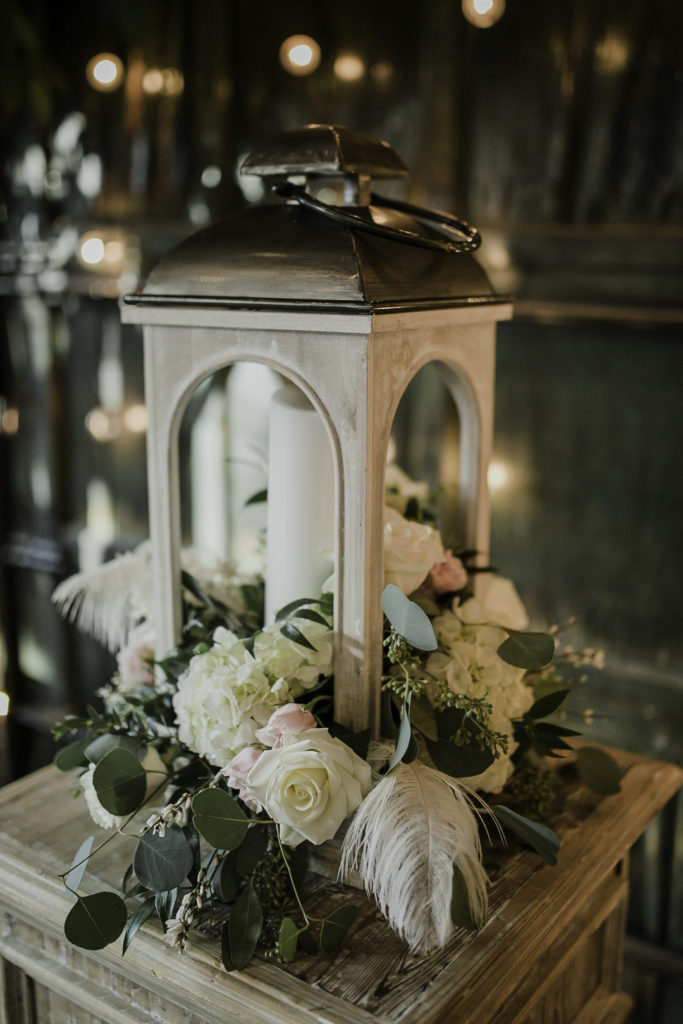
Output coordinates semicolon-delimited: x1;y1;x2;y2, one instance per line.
272;181;481;255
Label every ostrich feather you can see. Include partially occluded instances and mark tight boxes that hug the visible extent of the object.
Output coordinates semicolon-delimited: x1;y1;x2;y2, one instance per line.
339;758;489;954
52;542;252;652
52;543;154;651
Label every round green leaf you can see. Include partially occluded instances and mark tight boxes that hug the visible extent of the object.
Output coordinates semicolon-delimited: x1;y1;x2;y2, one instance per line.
134;827;194;891
192;788;248;850
497;630;554;670
85;733;147;764
381;585;437;651
278;917;299;963
228;884;263;969
64;892;127;950
320;905;357;953
235;826;269;877
576;747;625;796
54;737;90;772
92;747;146;816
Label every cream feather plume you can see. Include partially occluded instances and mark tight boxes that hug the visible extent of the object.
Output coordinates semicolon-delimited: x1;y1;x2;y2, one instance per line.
52;543;249;652
51;543;154;651
339;753;489;955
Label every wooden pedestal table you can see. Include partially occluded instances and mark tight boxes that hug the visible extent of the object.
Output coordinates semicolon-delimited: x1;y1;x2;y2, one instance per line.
0;747;680;1024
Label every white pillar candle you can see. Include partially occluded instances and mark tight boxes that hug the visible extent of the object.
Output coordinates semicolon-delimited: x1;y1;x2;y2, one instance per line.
264;383;335;624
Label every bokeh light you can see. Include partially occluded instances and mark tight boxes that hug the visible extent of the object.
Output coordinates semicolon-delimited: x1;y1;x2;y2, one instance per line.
461;0;506;29
86;53;124;92
279;35;321;76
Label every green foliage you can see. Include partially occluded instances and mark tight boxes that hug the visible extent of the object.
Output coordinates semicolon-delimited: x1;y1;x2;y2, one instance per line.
280;622;317;652
236;826;269;877
388;695;414;772
134;828;194;891
381;585;437;652
497;630;554;670
277;916;300;962
85;733;147;764
64;892;127;950
215;853;241;903
226;884;263;970
527;689;570;719
122;897;156;955
576;747;624;796
451;863;486;931
154;887;178;928
54;738;90;772
192;788;249;850
492;805;560;865
426;737;495;778
92;748;146;816
320;905;358;953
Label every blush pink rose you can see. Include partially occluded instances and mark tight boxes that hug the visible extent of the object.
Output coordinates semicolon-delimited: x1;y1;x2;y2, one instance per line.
255;703;317;748
426;551;468;595
222;745;264;812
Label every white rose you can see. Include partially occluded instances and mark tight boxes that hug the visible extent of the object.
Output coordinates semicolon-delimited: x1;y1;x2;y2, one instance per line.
383;506;445;595
473;575;529;631
246;728;372;847
173;633;290;766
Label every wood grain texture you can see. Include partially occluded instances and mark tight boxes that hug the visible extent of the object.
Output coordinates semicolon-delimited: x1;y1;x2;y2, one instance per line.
0;747;679;1023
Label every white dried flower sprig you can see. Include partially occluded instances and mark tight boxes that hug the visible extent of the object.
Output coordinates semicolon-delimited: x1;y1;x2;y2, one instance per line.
164;872;211;953
143;794;192;837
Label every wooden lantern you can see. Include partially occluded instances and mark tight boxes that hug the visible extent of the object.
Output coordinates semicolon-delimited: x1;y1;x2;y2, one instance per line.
121;124;512;733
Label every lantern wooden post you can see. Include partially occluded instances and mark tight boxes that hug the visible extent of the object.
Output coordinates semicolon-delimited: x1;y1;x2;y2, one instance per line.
120;125;511;734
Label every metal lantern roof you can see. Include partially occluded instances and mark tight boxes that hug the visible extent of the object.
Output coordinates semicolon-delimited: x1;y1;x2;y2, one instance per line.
123;124;502;316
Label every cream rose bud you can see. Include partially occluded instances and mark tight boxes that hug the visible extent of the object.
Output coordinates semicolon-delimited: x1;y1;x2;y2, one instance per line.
247;728;372;847
222;746;264;813
255;703;317;748
383;506;445;595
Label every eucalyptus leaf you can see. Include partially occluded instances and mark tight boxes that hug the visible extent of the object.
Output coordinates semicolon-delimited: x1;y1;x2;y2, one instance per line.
492;805;560;865
280;622;317;652
228;884;263;969
85;733;147;764
497;630;554;670
451;862;486;931
54;737;90;772
215;853;241;903
192;788;249;850
436;706;466;741
388;696;412;772
527;689;570;720
221;920;235;972
92;747;146;816
426;738;495;779
410;697;438;741
122;896;156;955
381;585;437;652
576;747;625;796
64;892;127;950
64;835;95;899
235;826;269;877
278;916;299;962
134;827;194;891
320;905;358;953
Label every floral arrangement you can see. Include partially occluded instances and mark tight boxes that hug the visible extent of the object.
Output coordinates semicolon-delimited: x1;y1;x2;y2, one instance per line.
51;495;621;969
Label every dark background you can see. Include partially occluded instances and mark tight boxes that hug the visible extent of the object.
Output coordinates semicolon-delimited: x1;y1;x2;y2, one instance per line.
1;2;682;1019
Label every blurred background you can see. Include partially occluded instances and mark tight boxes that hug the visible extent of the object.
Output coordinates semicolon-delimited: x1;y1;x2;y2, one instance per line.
0;0;681;1019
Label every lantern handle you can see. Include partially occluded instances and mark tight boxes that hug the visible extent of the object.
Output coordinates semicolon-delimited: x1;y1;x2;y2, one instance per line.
272;181;481;255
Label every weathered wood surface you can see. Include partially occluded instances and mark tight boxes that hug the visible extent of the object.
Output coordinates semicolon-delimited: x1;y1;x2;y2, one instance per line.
0;747;680;1024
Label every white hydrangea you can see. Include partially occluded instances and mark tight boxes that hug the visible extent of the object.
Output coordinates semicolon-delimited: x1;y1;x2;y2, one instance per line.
254;620;334;697
80;763;124;830
426;576;535;793
173;628;291;767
